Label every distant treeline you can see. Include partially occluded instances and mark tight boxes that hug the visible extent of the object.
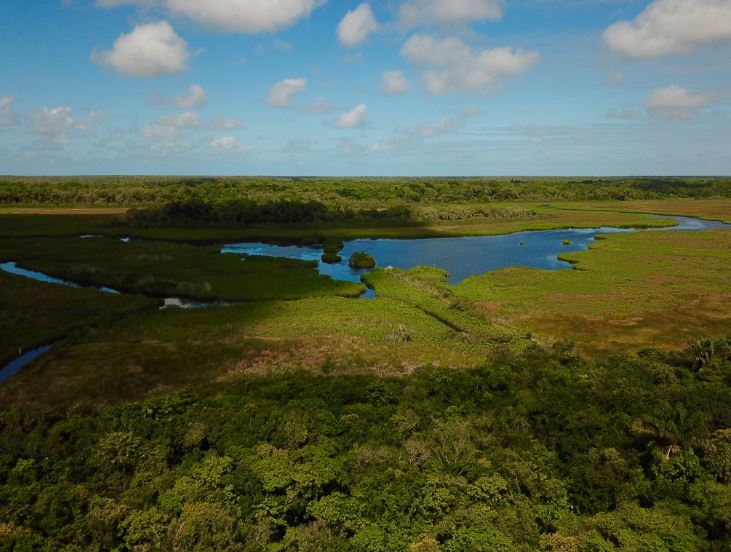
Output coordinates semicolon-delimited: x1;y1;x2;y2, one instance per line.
1;176;730;207
127;199;412;227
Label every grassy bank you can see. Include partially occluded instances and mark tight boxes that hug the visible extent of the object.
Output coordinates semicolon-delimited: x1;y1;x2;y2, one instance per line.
455;230;731;356
552;199;731;224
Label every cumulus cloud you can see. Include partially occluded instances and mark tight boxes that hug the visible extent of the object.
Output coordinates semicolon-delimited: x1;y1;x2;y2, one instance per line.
336;104;367;128
267;78;307;108
209;136;252;153
381;70;411;95
645;84;727;119
143;111;243;141
0;97;19;126
149;84;208;109
167;0;323;33
337;3;378;47
93;21;188;78
142;112;198;142
398;0;502;28
604;0;731;58
158;111;201;129
174;84;208;109
401;34;539;95
28;106;104;144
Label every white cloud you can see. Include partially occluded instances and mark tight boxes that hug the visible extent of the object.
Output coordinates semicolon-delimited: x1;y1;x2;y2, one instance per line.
142;111;200;141
28;106;74;144
209;136;251;153
604;0;731;58
93;21;188;78
75;110;106;131
398;0;502;28
337;3;378;47
381;70;411;95
143;111;243;141
0;97;19;126
401;34;540;95
267;78;307;108
645;84;727;119
210;136;237;150
159;111;201;128
167;0;323;33
336;104;367;128
28;106;104;144
149;84;208;109
175;84;208;109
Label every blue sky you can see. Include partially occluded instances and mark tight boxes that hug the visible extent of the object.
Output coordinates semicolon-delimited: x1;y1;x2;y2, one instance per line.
1;0;730;176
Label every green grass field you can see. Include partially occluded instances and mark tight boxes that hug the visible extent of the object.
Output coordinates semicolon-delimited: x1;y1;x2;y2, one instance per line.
455;230;731;356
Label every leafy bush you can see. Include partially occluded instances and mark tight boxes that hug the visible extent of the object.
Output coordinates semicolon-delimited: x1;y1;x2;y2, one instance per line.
321;252;342;264
349;252;376;269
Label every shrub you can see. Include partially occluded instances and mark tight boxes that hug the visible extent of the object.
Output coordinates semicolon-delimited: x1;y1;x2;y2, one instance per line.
349;252;376;269
321;252;342;264
323;238;345;254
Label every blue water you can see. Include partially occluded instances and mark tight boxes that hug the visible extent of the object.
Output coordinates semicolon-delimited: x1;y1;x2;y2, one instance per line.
0;345;53;383
221;216;731;285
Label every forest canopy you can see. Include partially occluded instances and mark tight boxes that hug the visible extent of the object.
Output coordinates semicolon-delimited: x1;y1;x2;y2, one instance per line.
1;176;730;208
1;338;730;550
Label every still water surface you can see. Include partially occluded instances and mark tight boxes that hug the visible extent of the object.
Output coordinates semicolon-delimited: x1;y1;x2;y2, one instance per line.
222;216;731;285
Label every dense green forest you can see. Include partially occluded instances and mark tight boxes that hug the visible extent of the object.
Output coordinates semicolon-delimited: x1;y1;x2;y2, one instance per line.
1;176;730;208
1;339;730;551
127;200;413;228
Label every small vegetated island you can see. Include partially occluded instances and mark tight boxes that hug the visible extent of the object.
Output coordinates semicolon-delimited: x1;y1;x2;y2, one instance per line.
321;238;345;264
348;251;377;269
0;176;730;550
